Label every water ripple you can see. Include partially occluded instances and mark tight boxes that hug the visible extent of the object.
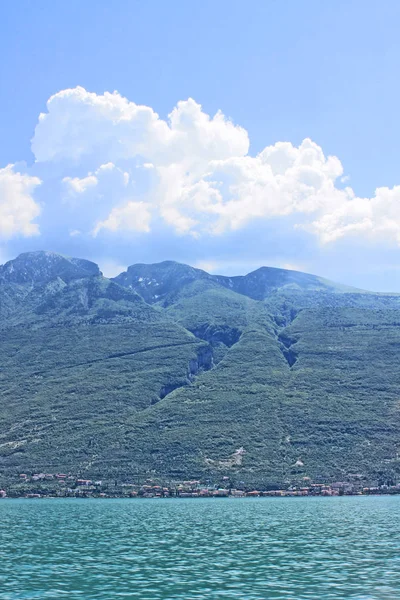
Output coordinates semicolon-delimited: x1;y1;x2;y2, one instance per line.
1;497;400;599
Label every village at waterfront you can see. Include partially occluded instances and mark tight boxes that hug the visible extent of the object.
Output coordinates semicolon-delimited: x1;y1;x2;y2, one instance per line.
2;472;400;499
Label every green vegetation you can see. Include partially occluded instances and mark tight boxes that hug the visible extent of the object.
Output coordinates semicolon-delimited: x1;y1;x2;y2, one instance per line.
1;251;400;491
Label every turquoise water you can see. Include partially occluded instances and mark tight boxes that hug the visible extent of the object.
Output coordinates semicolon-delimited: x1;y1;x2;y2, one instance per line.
1;497;400;599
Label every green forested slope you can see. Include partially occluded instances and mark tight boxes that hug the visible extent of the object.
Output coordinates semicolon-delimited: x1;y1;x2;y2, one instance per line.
1;251;400;488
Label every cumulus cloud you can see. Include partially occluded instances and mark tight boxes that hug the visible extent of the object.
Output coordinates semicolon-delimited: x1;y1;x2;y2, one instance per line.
147;138;346;236
62;162;133;232
92;200;151;236
63;174;98;195
33;87;248;166
30;86;400;246
32;88;171;163
0;165;41;239
306;186;400;244
62;162;129;197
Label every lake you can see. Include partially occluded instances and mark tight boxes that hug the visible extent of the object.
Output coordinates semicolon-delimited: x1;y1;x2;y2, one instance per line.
0;496;399;599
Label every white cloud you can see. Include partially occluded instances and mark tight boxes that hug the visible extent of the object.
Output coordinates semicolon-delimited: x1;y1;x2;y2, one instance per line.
151;138;345;236
0;165;41;239
30;86;400;246
63;174;98;195
32;87;248;167
32;87;171;163
62;162;129;197
92;200;151;236
306;185;400;244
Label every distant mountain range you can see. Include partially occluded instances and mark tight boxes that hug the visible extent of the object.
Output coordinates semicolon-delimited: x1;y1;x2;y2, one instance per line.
1;250;400;489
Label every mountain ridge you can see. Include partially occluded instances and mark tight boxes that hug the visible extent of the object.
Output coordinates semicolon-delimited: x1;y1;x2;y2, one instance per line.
113;257;368;303
0;250;377;298
0;251;101;286
1;249;400;491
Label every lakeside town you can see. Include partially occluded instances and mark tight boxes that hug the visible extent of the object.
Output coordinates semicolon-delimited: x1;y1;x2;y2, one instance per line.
2;472;400;499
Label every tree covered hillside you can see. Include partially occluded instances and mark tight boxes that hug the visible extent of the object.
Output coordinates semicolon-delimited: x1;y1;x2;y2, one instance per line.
1;251;400;489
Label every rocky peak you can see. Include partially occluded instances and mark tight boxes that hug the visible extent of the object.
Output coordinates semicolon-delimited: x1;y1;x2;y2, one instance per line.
224;266;361;299
114;260;363;302
113;260;211;304
0;251;101;286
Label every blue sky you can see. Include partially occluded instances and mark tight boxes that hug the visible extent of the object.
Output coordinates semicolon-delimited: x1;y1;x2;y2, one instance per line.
2;0;400;290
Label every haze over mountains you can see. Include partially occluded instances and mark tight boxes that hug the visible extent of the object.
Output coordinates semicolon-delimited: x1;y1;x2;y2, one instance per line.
1;250;400;489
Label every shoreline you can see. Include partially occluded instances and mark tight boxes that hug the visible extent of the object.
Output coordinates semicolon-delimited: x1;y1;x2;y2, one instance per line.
2;491;400;500
3;478;400;500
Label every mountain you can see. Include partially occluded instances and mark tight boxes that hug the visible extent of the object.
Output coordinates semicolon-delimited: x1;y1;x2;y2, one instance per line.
0;250;101;285
113;260;212;305
112;260;362;305
1;251;400;491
